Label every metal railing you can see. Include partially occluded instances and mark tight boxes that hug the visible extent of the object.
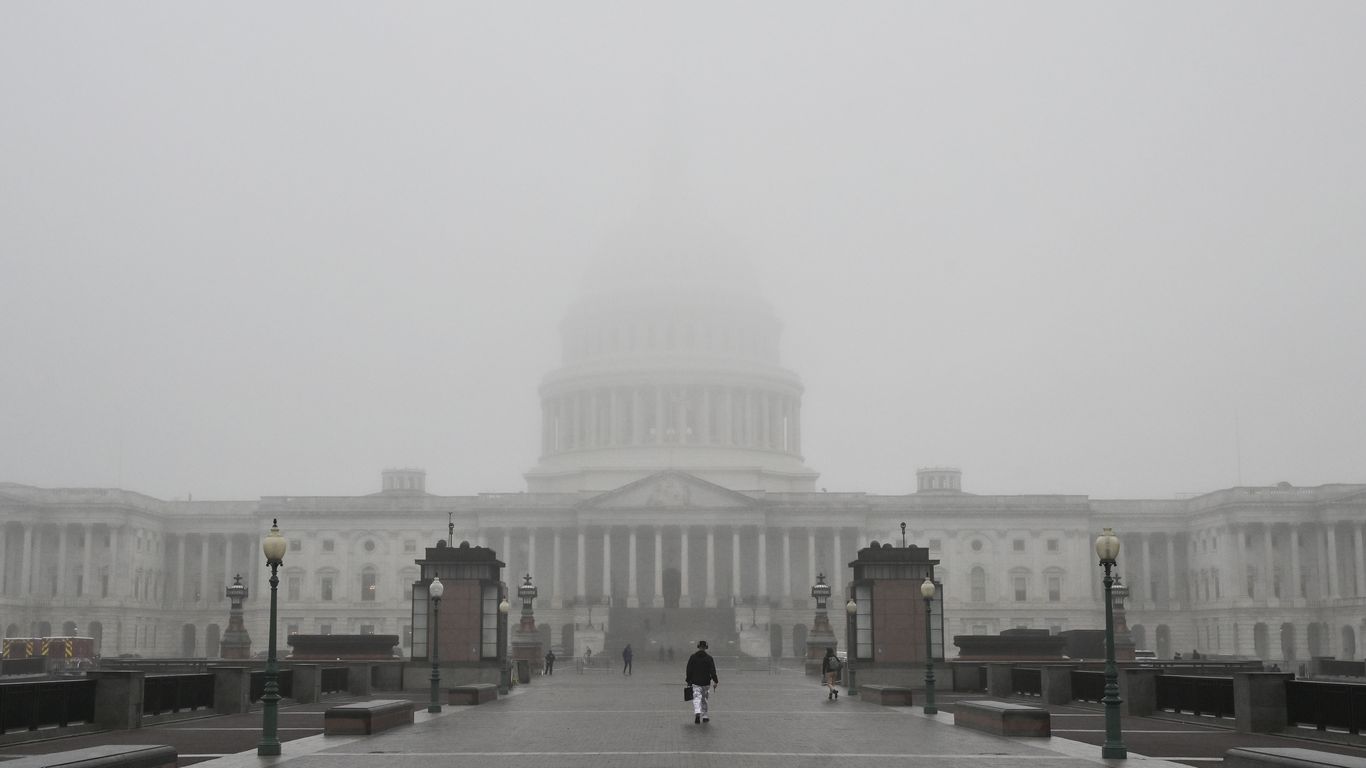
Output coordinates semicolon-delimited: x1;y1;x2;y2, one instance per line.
0;679;96;733
143;673;215;717
1287;680;1366;735
1156;674;1234;719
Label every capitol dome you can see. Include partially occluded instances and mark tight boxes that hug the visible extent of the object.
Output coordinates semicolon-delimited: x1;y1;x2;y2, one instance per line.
524;252;819;493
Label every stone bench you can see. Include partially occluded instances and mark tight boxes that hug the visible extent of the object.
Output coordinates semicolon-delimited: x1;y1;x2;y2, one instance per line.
0;745;177;768
448;683;498;705
1224;747;1366;768
323;699;414;735
953;700;1051;737
859;684;914;706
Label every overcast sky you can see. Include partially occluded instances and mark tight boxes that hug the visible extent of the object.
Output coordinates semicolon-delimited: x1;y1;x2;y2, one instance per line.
2;2;1363;502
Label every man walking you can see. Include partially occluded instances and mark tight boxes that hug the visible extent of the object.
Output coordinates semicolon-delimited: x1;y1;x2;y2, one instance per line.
685;640;719;724
544;649;555;676
622;643;634;675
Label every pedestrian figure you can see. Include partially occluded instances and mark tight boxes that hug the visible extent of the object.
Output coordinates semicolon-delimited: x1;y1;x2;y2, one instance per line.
585;647;592;661
622;643;634;675
685;640;719;724
544;649;556;676
822;647;842;700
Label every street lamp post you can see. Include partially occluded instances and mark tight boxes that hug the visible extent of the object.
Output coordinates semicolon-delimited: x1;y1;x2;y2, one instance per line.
428;576;444;713
257;520;287;757
920;577;937;715
844;597;858;694
498;594;512;693
1096;527;1127;760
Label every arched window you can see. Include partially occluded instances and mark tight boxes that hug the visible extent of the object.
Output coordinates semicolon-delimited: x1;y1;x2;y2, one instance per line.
970;567;986;603
361;567;378;602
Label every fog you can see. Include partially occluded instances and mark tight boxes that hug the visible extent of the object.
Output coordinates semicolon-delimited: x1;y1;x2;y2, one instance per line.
2;2;1364;502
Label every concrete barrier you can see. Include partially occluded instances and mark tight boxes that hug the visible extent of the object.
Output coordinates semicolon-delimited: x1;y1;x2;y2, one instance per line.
953;700;1051;737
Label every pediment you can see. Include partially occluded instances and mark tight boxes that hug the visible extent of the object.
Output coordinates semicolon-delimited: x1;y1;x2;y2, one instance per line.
579;471;761;511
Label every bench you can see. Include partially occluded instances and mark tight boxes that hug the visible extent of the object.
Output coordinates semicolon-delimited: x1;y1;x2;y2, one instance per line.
448;683;498;705
1224;748;1366;768
323;699;414;735
953;700;1051;737
859;684;914;706
0;745;177;768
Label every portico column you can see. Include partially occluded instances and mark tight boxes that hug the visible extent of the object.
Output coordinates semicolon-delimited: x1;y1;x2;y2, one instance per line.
197;534;209;603
731;528;741;603
807;529;816;592
602;529;612;601
1325;524;1339;598
700;388;711;444
627;528;639;607
83;524;96;598
1166;536;1176;605
654;529;663;608
832;530;843;597
723;389;734;444
758;528;768;600
1232;526;1247;599
705;528;716;607
1141;535;1153;603
760;393;771;448
782;528;792;605
1290;527;1302;600
552;529;563;608
20;524;33;594
223;535;235;596
56;525;68;596
680;528;690;607
576;530;586;602
631;389;643;445
1262;526;1275;599
1354;524;1366;598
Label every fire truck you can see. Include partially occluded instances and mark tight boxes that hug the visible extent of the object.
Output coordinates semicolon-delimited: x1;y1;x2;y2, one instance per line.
1;636;98;673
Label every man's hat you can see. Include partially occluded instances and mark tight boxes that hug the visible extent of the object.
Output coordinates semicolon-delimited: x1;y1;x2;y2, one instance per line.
697;640;708;650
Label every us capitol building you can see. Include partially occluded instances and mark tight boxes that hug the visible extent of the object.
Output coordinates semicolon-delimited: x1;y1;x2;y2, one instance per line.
2;273;1364;665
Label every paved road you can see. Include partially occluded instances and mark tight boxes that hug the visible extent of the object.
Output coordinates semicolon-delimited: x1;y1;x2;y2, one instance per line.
2;664;1364;767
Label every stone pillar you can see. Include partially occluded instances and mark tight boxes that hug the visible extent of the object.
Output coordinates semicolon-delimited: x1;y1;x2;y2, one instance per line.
1041;665;1074;705
290;664;321;704
528;530;538;589
1232;526;1247;599
1120;668;1159;716
553;529;562;608
1326;524;1339;598
1355;524;1366;599
832;530;843;597
782;528;792;604
588;388;599;447
503;531;512;584
1233;672;1294;733
602;529;612;601
88;669;145;730
199;534;210;604
210;666;253;712
347;663;373;695
80;524;95;598
705;528;716;607
731;528;741;603
1290;527;1302;600
20;524;33;594
680;528;691;607
654;528;663;608
807;530;816;591
627;528;639;607
1141;535;1152;602
758;528;768;600
174;534;185;603
576;530;586;602
1263;526;1275;600
1166;536;1177;606
56;524;68;596
986;664;1014;698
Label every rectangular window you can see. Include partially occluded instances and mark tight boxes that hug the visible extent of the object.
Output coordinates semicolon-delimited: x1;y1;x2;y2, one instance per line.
1013;539;1025;552
101;575;109;598
481;583;500;659
321;577;334;601
1047;538;1059;552
288;577;301;601
854;584;872;660
361;572;377;601
319;623;332;635
411;583;428;659
1013;577;1027;602
972;625;987;635
1049;625;1062;635
287;623;299;636
359;624;375;635
1048;576;1061;602
289;539;301;552
404;540;417;553
323;540;335;553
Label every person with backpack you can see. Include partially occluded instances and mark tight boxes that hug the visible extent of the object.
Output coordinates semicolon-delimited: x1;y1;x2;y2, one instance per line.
822;647;842;700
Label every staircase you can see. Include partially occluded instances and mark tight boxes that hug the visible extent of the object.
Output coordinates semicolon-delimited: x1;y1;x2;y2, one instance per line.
605;607;740;661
